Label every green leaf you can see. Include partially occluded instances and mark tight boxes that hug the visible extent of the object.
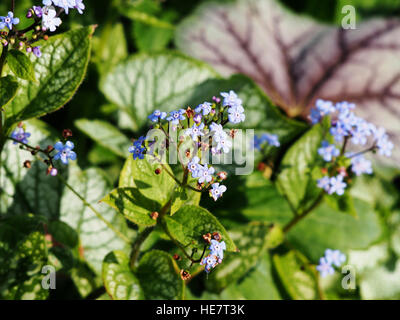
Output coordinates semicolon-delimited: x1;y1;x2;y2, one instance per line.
163;205;236;252
273;250;319;300
119;157;176;206
75;119;131;158
0;75;19;109
60;164;129;274
93;22;128;75
7;50;36;82
102;251;143;300
277;124;325;213
206;222;272;292
102;187;160;227
0;119;64;218
100;52;217;128
0;214;49;300
324;192;357;218
170;185;201;215
4;26;95;127
286;199;383;262
137;250;183;300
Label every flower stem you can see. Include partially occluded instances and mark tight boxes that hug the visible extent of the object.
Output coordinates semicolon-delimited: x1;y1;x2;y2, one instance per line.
283;193;324;233
57;174;131;244
129;226;154;270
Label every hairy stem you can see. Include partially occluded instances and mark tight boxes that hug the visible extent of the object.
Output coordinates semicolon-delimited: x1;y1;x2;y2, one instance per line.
57;174;131;244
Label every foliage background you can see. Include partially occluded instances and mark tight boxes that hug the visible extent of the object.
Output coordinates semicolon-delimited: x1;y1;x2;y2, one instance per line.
0;0;400;300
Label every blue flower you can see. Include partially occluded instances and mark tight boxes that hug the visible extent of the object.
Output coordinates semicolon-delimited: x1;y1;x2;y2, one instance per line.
261;133;280;147
42;6;62;32
195;102;212;116
185;123;205;141
228;104;245;124
74;0;85;14
328;175;347;196
197;164;215;184
148;110;167;122
351;156;373;176
377;136;394;157
166;109;185;125
335;101;355;115
330;123;348;142
209;239;226;259
11;127;31;144
215;136;232;154
220;90;242;108
188;156;201;178
316;99;335;115
325;249;346;267
317;176;331;192
316;257;335;278
0;12;19;30
200;255;218;273
210;122;227;142
193;113;202;124
318;141;340;162
209;183;227;201
48;0;76;14
54;141;77;165
129;140;146;160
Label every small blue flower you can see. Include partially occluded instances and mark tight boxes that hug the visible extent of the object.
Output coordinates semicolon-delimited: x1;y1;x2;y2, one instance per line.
335;101;355;115
228;105;245;124
325;249;346;267
48;0;76;14
148;110;167;122
330;123;348;142
129;139;146;160
209;122;226;142
328;175;347;196
74;0;85;14
317;176;331;192
54;141;77;165
188;156;201;178
193;113;202;124
209;183;227;201
195;102;212;116
318;141;340;162
215;136;232;154
200;255;218;273
33;46;41;58
351;156;373;176
377;136;394;157
11;127;31;144
166;109;186;125
261;133;280;147
316;257;335;278
315;99;335;115
185;123;205;141
209;239;226;259
220;90;242;108
0;12;20;30
42;6;62;32
197;164;215;184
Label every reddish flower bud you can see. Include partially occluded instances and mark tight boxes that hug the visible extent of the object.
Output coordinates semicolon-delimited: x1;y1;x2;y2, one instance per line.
202;233;212;244
180;270;191;281
173;254;181;261
23;160;31;169
62;129;73;139
155;168;161;175
150;211;159;220
212;232;221;241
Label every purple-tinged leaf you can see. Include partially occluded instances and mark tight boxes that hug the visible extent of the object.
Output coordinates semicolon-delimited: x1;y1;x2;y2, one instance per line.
176;0;400;164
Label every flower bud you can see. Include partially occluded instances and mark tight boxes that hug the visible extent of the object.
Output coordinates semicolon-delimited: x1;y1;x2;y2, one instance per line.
173;254;181;261
150;211;159;220
202;233;212;243
155;168;161;175
62;129;73;139
23;160;31;169
212;232;221;241
180;270;191;281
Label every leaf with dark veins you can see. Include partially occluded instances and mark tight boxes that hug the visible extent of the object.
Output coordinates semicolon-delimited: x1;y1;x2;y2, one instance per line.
176;0;400;164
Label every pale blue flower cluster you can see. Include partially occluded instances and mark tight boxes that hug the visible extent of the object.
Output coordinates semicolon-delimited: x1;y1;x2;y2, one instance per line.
316;249;346;278
200;239;226;273
311;99;394;196
0;12;19;30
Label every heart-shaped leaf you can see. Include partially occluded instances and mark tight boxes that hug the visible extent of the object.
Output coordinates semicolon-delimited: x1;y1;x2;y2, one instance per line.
100;52;217;129
163;205;236;252
136;250;183;300
4;26;95;128
176;0;400;164
102;250;144;300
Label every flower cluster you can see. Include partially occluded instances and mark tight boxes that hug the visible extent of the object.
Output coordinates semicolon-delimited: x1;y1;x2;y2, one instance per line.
9;124;77;176
1;1;85;58
129;91;246;202
311;99;394;196
254;133;280;151
200;235;226;273
316;249;346;278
